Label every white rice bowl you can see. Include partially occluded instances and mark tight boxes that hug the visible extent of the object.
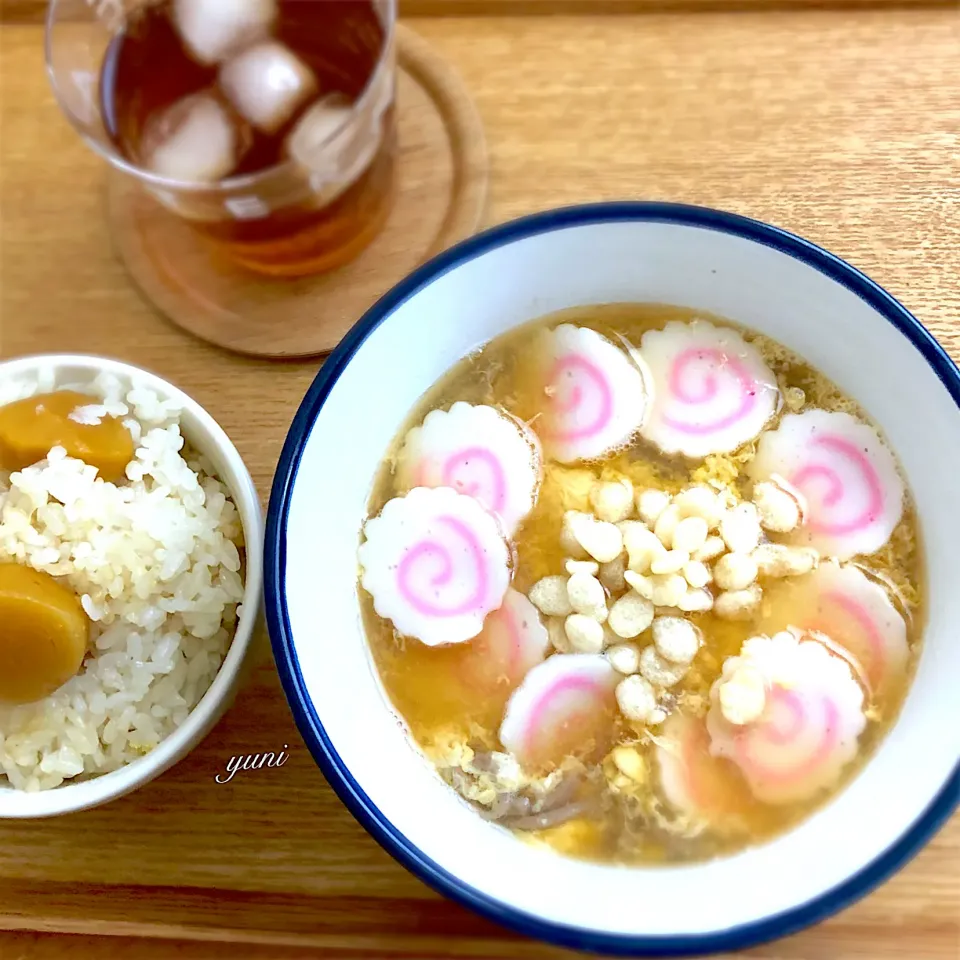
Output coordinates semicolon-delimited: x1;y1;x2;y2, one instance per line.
0;367;247;792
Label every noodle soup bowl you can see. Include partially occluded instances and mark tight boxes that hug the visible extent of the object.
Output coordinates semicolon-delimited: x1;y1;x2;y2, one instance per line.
266;203;960;956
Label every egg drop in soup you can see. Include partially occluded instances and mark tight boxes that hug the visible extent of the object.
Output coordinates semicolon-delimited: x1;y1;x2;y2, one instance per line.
358;305;923;864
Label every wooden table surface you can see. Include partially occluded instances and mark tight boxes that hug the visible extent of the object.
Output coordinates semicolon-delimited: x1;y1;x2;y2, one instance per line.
1;5;959;959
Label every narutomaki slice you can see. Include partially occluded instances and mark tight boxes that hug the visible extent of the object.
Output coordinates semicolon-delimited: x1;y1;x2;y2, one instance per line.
499;653;620;768
639;320;779;458
706;631;867;804
459;588;551;693
359;487;512;647
655;712;755;827
762;562;909;698
747;410;904;560
395;402;542;536
532;325;652;463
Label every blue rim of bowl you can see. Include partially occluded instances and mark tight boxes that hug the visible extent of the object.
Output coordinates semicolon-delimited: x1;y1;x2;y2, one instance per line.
265;202;960;957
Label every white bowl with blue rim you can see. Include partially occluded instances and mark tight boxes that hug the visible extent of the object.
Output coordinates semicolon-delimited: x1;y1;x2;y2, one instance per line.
265;203;960;956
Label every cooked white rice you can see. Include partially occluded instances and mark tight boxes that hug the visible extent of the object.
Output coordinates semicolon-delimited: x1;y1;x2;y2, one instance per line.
0;370;245;791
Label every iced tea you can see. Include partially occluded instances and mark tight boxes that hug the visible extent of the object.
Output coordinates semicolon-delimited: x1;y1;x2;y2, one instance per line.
99;0;397;277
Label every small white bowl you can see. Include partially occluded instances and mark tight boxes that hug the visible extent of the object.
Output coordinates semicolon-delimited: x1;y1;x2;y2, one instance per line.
0;354;263;818
266;203;960;955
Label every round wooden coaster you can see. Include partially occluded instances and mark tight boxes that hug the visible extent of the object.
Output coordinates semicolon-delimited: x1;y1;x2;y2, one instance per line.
107;25;488;359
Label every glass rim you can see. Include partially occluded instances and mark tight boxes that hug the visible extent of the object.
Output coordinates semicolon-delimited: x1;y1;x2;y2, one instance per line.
44;0;398;194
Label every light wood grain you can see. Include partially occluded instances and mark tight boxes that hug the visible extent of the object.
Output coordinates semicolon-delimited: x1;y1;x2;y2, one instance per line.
1;7;959;959
1;0;955;25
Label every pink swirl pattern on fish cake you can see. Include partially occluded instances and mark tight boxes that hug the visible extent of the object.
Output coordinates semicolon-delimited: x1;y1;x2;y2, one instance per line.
821;590;886;689
522;674;612;759
662;347;759;435
542;353;614;443
707;632;866;804
734;686;840;792
792;435;885;536
499;654;619;767
766;564;910;696
460;589;550;693
395;403;541;535
746;410;904;559
532;325;650;463
397;515;490;618
655;713;755;825
441;446;508;514
359;487;511;647
640;320;778;457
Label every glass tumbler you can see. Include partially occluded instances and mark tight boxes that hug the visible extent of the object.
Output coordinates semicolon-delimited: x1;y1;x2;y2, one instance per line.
46;0;398;278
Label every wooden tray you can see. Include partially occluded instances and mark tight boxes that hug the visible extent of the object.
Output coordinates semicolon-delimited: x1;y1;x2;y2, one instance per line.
1;6;958;958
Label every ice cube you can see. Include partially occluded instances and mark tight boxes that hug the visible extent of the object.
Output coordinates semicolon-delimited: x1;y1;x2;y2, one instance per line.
287;95;379;203
219;41;317;135
141;92;243;184
173;0;276;67
286;95;352;169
